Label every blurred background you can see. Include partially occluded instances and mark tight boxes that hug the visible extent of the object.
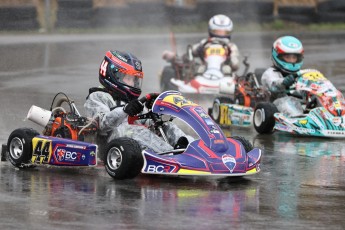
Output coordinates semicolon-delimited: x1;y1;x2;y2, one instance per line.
0;0;344;32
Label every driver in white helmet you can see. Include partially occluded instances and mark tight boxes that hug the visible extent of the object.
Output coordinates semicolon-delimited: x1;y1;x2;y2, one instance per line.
190;14;240;72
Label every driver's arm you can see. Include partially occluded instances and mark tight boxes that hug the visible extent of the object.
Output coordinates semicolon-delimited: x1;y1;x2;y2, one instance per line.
84;91;127;133
228;43;240;72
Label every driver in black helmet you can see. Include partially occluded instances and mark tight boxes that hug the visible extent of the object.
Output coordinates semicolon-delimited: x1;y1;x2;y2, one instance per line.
84;50;192;158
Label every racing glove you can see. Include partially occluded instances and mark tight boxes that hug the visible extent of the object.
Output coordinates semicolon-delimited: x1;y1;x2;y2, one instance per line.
123;99;144;116
282;74;296;88
145;93;159;109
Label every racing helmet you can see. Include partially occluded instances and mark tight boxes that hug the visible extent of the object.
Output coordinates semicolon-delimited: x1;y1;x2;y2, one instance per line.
208;14;233;39
99;50;143;102
272;36;304;74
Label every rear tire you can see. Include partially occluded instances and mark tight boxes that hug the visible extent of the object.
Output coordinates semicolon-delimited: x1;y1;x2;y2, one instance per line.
7;128;39;168
253;102;278;134
210;97;234;123
104;137;143;180
160;66;178;92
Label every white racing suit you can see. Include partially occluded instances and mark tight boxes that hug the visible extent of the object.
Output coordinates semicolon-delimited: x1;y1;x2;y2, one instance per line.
261;67;304;117
191;37;240;72
84;91;193;155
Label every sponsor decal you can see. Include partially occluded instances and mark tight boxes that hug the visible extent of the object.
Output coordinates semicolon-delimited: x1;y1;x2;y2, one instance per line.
55;148;81;162
332;117;342;126
146;165;173;173
115;53;128;63
222;154;236;173
294;127;315;133
299;119;308;126
323;130;345;135
199;112;209;118
66;144;86;149
214;139;225;144
57;148;65;161
134;61;142;71
170;95;197;107
205;46;226;56
210;128;220;134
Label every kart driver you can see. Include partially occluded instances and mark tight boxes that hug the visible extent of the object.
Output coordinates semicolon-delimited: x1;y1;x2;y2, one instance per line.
189;14;240;73
261;35;305;116
84;50;193;158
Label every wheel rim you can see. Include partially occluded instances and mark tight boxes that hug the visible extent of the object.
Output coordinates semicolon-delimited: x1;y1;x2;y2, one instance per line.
254;109;264;126
9;137;24;160
107;147;122;170
212;102;220;120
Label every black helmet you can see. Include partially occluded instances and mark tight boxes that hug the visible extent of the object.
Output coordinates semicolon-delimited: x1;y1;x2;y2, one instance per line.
99;50;143;102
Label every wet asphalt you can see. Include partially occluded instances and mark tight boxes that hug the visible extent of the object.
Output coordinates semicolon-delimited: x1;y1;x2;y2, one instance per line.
0;32;344;230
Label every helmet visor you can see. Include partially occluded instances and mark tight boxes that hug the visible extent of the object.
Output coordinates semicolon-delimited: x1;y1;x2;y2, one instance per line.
210;29;231;37
278;53;304;63
115;71;143;89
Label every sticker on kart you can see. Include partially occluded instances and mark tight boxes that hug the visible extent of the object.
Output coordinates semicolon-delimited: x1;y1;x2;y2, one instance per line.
162;95;198;108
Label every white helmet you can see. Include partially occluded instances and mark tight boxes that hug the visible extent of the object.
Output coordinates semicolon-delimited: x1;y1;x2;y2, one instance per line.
208;14;233;39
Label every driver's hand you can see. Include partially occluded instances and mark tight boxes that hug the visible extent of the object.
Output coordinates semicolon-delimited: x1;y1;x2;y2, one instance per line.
145;93;159;109
282;74;296;88
123;99;144;116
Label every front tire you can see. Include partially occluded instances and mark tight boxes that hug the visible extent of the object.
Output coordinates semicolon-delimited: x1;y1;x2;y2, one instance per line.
231;136;253;153
7;128;39;168
253;102;278;134
104;137;143;180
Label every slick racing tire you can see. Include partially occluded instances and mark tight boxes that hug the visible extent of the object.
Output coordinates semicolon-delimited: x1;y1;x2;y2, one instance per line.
210;97;234;123
160;66;178;92
231;136;253;153
7;128;39;168
104;137;143;180
253;102;278;134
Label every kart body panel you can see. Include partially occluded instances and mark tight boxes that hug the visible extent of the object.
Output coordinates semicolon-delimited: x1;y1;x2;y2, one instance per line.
273;69;345;137
30;135;97;167
215;104;253;127
141;91;261;176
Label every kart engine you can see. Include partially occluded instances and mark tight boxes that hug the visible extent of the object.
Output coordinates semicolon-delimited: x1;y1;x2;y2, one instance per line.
27;93;97;143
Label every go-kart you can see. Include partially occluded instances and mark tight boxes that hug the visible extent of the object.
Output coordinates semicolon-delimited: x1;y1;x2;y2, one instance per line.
122;90;262;179
4;91;262;180
4;92;99;168
161;39;246;95
208;70;270;127
253;69;345;137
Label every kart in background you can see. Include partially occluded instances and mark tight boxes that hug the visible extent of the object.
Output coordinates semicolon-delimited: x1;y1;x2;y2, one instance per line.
208;69;270;127
253;69;345;137
160;38;249;95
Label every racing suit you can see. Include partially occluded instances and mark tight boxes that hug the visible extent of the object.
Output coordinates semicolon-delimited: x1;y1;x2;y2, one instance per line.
191;37;240;72
84;90;194;156
261;67;304;117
